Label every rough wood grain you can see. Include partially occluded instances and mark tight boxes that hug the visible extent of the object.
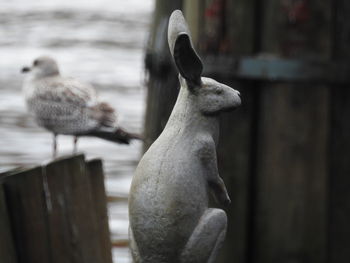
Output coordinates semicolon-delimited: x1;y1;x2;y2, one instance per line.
3;167;52;263
143;0;183;151
44;155;101;263
329;1;350;262
0;185;17;263
87;159;113;263
214;79;256;263
254;84;329;263
0;155;113;263
200;1;257;262
329;86;350;263
253;1;331;262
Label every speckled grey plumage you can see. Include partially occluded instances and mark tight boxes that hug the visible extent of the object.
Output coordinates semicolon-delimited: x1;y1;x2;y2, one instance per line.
23;56;114;135
22;56;140;157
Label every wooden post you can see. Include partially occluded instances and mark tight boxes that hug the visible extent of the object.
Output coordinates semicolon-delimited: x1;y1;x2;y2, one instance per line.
143;0;183;151
253;1;331;262
197;1;258;262
1;155;112;263
44;155;103;263
142;1;350;262
87;159;113;263
3;167;52;263
329;1;350;262
183;0;201;45
0;185;17;263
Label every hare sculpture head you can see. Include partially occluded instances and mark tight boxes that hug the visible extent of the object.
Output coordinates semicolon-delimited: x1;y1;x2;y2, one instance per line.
129;10;241;263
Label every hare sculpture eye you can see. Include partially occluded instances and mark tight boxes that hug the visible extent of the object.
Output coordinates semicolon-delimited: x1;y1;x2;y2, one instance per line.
215;89;223;95
129;10;241;263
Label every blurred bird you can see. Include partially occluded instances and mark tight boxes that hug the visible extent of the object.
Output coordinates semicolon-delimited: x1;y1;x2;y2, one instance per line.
21;56;142;158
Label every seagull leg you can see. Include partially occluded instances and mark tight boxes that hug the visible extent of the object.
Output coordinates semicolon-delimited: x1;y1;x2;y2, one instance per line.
73;136;78;155
53;133;57;159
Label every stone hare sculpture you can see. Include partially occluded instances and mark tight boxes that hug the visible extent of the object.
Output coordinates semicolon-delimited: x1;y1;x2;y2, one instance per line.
129;10;241;263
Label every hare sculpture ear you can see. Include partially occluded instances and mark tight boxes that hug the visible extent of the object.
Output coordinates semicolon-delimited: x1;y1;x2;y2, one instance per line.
168;10;203;86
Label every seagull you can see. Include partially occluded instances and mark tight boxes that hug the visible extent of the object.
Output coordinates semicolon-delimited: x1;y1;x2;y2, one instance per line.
21;56;141;158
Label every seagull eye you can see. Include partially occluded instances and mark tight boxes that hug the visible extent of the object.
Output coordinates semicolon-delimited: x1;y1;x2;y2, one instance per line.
33;60;39;66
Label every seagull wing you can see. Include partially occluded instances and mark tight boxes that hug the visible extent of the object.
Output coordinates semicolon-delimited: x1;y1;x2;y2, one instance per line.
33;77;97;106
26;76;116;135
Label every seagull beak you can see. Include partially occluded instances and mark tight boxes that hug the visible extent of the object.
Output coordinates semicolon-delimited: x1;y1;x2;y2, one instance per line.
21;66;31;73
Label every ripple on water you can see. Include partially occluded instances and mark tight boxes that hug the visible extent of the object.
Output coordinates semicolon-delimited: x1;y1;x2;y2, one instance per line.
0;0;154;262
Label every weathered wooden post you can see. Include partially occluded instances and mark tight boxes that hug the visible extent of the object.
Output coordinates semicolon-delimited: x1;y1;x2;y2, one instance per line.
143;0;183;151
252;2;331;262
0;155;113;263
129;10;241;262
0;186;17;263
141;0;350;262
329;1;350;262
197;1;259;262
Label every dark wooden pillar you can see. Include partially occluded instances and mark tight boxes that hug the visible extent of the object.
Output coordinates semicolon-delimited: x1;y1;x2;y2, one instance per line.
201;1;258;262
142;1;350;262
143;0;183;151
252;1;331;262
87;160;113;263
4;167;52;263
329;1;350;262
0;185;17;263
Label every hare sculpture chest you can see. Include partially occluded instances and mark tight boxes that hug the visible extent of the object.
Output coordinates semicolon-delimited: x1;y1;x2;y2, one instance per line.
129;10;241;263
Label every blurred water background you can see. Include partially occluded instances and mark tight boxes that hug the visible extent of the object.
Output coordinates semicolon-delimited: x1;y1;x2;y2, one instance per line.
0;0;154;262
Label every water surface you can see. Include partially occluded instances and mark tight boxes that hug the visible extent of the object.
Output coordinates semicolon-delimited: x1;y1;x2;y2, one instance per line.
0;1;154;262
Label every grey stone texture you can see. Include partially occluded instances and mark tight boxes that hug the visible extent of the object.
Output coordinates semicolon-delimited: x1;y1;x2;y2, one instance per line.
129;10;241;263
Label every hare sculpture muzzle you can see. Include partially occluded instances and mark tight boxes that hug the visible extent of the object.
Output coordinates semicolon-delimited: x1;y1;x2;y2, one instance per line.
129;10;241;263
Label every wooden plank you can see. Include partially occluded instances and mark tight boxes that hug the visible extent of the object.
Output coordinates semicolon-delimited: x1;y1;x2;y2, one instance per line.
254;84;329;263
194;1;258;262
329;1;350;262
183;0;201;44
329;86;350;262
86;159;113;263
3;167;52;263
202;55;350;84
261;0;331;59
44;155;101;263
0;185;17;263
226;0;258;55
181;1;257;262
143;0;183;151
215;79;256;263
253;1;331;262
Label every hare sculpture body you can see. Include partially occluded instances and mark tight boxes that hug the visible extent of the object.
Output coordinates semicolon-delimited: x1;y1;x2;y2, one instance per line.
129;10;241;263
